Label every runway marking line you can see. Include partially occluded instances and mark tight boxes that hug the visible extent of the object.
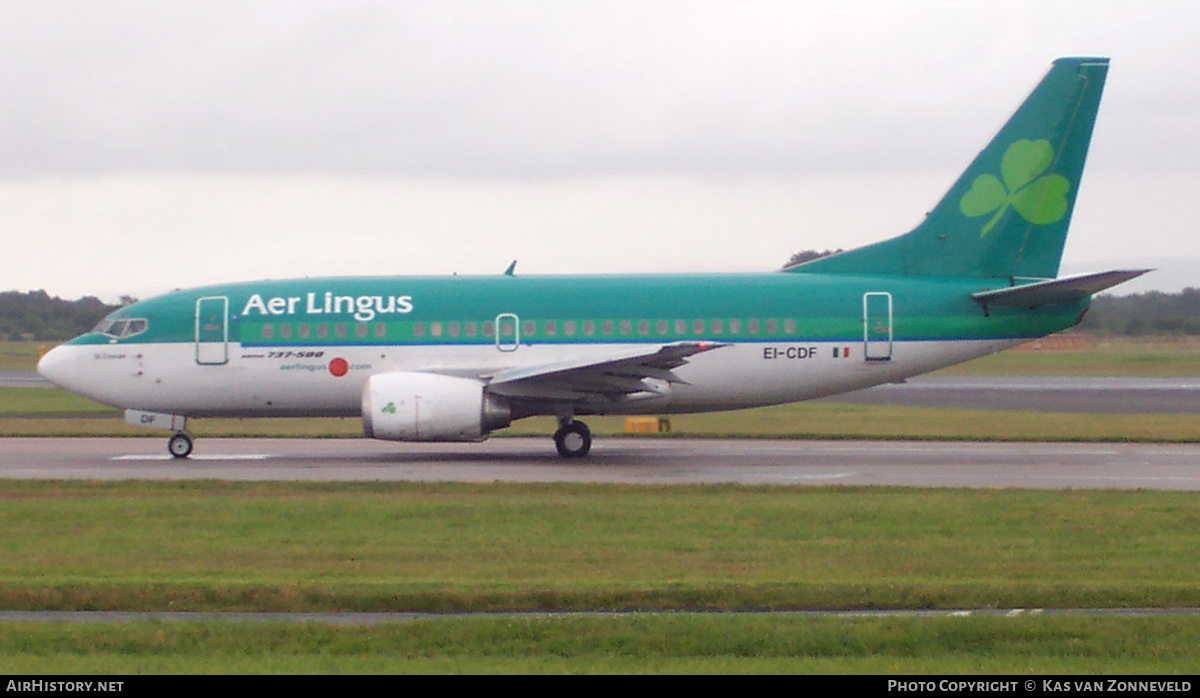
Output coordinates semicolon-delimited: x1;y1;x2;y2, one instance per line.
743;472;858;481
111;454;273;461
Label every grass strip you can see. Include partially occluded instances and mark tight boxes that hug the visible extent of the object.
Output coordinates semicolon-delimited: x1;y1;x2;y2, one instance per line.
0;481;1197;613
933;338;1200;377
0;615;1198;673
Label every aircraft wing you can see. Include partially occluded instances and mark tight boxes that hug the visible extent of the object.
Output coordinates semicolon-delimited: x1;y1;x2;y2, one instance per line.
485;341;727;402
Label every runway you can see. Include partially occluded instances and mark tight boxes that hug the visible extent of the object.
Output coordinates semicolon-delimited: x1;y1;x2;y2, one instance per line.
4;436;1200;489
0;370;52;388
6;369;1198;490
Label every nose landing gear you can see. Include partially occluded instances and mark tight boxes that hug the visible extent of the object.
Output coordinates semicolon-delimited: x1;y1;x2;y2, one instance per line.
167;432;194;459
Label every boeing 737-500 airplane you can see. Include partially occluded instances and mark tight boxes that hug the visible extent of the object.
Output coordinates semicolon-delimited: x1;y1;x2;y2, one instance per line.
39;57;1145;459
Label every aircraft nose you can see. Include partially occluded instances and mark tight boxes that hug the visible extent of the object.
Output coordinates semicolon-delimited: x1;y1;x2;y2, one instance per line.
37;344;80;390
37;343;126;408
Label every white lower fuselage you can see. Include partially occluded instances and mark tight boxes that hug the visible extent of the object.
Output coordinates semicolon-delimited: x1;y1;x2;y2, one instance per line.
39;337;1020;420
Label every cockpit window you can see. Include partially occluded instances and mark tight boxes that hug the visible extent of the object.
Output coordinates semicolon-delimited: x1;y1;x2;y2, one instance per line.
92;318;148;339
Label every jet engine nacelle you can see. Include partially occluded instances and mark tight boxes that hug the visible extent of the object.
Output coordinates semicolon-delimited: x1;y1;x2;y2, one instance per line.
361;372;512;442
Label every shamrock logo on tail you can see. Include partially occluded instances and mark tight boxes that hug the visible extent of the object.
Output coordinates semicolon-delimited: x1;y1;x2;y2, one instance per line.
959;139;1071;238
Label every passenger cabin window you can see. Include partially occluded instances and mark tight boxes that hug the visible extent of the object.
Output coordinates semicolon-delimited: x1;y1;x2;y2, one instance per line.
239;313;808;346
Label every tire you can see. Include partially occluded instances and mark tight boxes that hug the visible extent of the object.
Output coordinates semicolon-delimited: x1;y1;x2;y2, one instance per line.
168;433;193;459
553;421;592;458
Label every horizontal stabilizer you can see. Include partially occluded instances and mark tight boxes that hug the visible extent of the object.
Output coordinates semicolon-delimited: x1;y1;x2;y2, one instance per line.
971;269;1150;309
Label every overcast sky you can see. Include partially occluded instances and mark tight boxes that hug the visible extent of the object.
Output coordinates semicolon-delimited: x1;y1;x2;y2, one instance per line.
1;1;1197;300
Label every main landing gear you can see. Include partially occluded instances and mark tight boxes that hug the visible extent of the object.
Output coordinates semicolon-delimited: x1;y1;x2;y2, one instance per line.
553;419;592;458
167;432;194;459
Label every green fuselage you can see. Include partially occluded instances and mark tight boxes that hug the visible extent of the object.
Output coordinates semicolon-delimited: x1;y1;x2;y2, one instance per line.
69;272;1084;351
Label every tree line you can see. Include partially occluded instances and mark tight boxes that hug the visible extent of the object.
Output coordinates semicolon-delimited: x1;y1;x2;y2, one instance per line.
1;283;1198;341
1077;288;1200;336
0;291;124;341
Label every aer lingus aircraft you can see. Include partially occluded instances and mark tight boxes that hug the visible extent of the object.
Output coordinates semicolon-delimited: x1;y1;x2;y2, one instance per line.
39;57;1145;459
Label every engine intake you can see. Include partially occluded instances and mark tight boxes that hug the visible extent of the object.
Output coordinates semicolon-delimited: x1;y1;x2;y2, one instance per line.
361;372;511;442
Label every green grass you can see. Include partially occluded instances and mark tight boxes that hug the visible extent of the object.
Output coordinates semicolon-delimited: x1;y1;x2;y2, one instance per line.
2;481;1200;673
0;342;49;371
0;481;1197;613
931;337;1200;377
2;615;1198;673
0;387;118;415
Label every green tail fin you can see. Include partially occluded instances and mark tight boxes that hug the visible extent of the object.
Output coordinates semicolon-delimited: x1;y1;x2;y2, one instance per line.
790;57;1109;280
